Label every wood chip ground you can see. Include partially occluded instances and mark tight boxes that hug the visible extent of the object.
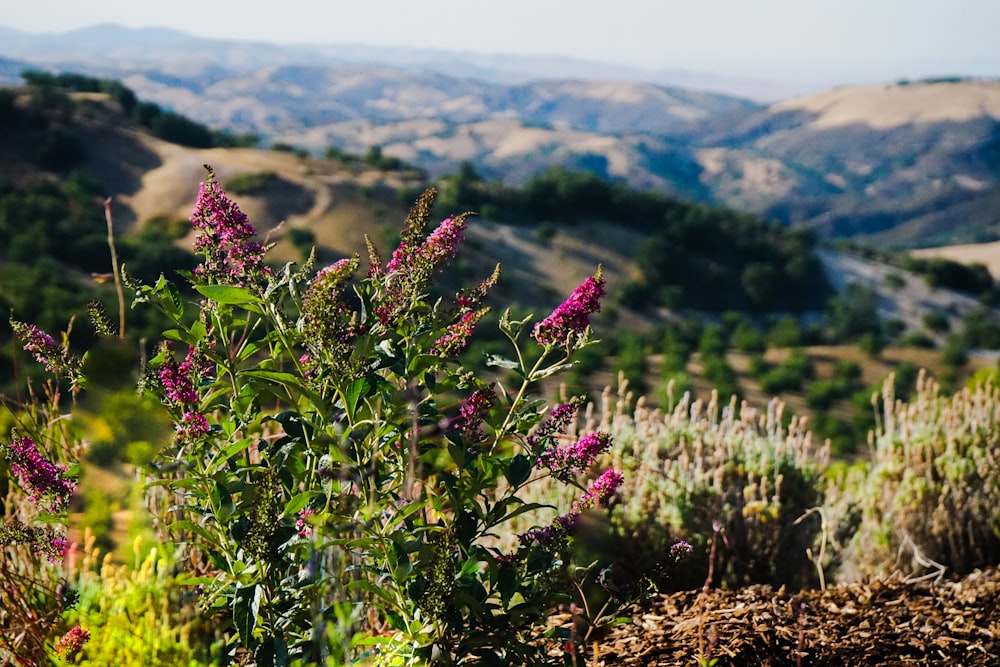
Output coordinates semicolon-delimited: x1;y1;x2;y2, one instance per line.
542;568;1000;665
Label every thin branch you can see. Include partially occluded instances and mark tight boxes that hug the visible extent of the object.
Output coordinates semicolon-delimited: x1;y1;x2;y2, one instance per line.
104;197;126;338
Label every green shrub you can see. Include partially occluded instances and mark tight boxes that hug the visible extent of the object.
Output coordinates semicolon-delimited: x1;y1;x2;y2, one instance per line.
828;372;1000;579
223;170;275;196
732;322;767;355
922;310;950;333
510;387;829;590
900;331;937;349
57;535;223;666
766;316;802;348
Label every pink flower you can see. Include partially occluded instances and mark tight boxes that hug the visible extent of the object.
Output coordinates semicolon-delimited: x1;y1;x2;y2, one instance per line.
10;320;83;383
532;267;605;347
0;521;71;562
377;214;473;327
159;359;198;406
451;388;495;443
296;508;318;537
4;435;76;513
176;411;210;443
190;175;269;285
55;625;90;658
538;432;612;482
434;308;489;357
577;469;624;509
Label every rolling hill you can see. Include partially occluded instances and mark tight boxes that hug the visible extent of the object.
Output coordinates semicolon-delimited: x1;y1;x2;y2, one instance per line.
4;25;1000;250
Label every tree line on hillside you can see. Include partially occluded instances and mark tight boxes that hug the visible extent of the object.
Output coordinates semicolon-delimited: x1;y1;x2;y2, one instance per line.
429;162;832;313
18;70;258;150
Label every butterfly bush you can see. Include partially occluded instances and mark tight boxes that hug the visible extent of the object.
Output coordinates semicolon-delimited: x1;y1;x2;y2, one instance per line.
3;434;76;514
1;324;86;662
67;171;687;666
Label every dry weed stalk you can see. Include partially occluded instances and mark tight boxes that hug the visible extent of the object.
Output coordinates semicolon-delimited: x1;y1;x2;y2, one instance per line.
830;370;1000;580
506;375;829;589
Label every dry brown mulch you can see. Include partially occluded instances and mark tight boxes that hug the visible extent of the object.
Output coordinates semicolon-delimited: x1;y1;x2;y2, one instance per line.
545;569;1000;666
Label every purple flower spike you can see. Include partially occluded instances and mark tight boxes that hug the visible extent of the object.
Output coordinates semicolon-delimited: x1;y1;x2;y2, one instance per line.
533;267;605;347
5;435;76;513
576;469;624;511
538;432;612;482
451;387;496;443
190;174;269;286
434;308;490;357
10;320;83;383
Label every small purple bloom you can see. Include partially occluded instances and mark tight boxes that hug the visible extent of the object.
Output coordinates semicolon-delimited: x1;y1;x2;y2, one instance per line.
434;308;489;357
526;401;580;452
670;540;693;561
451;387;495;443
538;431;612;482
4;435;76;513
532;267;605;347
190;175;270;286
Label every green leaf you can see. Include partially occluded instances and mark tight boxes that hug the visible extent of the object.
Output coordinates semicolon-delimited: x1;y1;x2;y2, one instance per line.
344;377;371;421
242;369;300;384
407;354;440;375
234;584;262;646
506;454;532;487
283;490;319;517
530;362;577;382
447;442;465;468
211;477;235;523
155;276;184;317
195;284;258;306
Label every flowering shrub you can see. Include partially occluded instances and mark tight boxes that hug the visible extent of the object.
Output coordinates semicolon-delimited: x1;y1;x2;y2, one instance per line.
0;335;84;664
828;371;1000;580
120;173;654;665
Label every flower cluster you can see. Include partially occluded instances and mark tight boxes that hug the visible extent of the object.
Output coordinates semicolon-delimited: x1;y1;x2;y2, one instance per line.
190;174;269;285
670;540;694;561
434;307;490;357
526;401;581;452
455;263;502;310
296;508;318;537
55;625;90;658
532;266;605;347
537;431;612;483
3;435;76;513
376;209;473;327
577;469;625;510
156;345;211;443
451;387;496;443
301;256;363;365
0;520;70;562
10;320;84;386
516;468;623;552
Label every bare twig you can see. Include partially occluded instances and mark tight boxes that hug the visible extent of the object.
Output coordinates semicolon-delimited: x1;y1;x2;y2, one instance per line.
103;197;126;338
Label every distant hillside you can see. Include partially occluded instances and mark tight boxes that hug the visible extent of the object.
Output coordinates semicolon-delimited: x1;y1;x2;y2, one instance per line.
5;74;1000;453
689;80;1000;247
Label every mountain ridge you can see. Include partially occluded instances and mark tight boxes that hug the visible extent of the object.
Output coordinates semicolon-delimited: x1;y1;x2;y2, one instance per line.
3;24;1000;249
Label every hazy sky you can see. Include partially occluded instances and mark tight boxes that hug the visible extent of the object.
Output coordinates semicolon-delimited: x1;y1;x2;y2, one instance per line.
2;0;999;81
